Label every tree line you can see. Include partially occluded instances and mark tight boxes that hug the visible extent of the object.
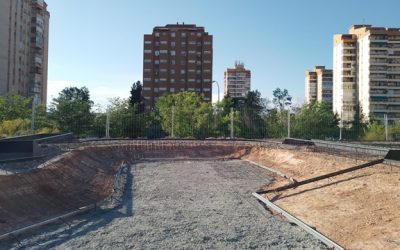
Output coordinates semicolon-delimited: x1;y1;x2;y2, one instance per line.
1;82;399;141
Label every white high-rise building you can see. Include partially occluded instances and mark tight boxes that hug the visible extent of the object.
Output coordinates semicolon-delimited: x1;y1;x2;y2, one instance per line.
305;66;333;105
333;25;400;123
0;0;50;105
224;62;251;98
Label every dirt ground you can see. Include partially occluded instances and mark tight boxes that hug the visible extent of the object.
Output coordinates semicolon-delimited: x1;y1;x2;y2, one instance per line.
244;146;400;250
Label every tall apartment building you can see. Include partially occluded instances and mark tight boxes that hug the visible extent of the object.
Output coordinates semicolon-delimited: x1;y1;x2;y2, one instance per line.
224;62;251;98
142;24;213;109
333;25;400;123
305;66;333;105
0;0;50;105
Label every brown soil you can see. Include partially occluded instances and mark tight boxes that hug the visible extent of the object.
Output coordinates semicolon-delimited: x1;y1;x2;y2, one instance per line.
1;141;399;249
244;146;400;250
0;143;248;235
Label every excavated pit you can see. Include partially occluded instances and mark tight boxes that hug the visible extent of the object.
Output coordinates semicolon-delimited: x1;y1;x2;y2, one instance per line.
0;141;399;249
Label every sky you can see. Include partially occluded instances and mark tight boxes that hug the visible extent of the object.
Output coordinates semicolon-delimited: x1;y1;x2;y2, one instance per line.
44;0;400;107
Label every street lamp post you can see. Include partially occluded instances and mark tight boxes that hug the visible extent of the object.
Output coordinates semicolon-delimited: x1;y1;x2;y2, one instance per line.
212;80;220;103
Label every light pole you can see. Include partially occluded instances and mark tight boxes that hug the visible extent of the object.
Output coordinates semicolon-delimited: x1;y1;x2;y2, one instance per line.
212;80;220;103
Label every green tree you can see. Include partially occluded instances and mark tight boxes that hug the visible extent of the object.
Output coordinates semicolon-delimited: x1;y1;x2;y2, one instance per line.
363;121;385;141
0;93;32;121
272;88;292;112
49;87;94;137
129;81;145;113
155;92;213;138
292;101;339;139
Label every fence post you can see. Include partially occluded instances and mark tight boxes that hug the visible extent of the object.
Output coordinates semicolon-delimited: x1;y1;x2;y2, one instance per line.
171;106;175;138
30;96;38;134
230;107;234;139
384;113;388;141
106;112;110;138
287;110;291;138
339;112;343;141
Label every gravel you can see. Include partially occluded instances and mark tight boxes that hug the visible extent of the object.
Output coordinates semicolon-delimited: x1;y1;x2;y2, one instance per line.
3;160;324;249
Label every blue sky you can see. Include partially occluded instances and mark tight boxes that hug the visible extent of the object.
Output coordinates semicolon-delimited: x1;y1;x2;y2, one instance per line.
45;0;400;107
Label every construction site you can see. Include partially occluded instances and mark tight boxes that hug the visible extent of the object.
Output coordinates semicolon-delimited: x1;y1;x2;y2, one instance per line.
0;138;399;249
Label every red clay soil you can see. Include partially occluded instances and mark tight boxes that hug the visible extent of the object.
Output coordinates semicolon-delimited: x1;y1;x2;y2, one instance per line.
0;143;249;235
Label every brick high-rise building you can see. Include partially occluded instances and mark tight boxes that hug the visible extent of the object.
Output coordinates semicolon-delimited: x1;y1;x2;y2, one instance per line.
333;25;400;123
0;0;50;105
224;61;251;98
142;24;213;109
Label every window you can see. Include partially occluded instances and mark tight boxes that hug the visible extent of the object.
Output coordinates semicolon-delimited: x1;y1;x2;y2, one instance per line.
171;41;176;47
188;60;196;64
155;32;160;37
181;32;186;37
159;87;167;91
197;42;202;47
155;60;160;64
204;79;211;82
180;88;185;91
160;59;167;64
144;41;152;44
188;87;195;91
143;87;151;91
154;50;160;56
144;78;152;81
196;70;201;74
170;88;175;92
181;69;186;74
162;32;166;36
181;41;186;47
171;69;175;74
171;32;175;37
160;50;168;54
188;79;195;82
196;61;201;65
188;69;195;73
204;60;211;64
189;41;196;45
180;61;186;66
188;50;196;54
144;68;151;72
190;32;195;36
204;50;211;54
204;41;211;45
204;69;211;73
154;87;159;92
171;60;176;65
197;32;202;37
144;59;151;63
170;51;176;56
204;88;211;92
160;41;167;45
180;51;187;56
180;79;186;84
171;78;175;83
155;41;160;46
160;68;167;72
144;49;152;53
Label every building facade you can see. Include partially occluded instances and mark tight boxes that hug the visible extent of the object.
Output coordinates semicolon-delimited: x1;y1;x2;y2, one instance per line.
142;24;213;109
0;0;50;105
224;62;251;98
334;25;400;123
305;66;333;105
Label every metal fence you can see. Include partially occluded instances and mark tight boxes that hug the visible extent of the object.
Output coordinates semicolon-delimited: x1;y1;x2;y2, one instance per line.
5;106;400;142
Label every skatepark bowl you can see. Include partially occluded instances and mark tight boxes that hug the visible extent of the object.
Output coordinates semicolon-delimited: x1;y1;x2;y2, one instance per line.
0;139;399;249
